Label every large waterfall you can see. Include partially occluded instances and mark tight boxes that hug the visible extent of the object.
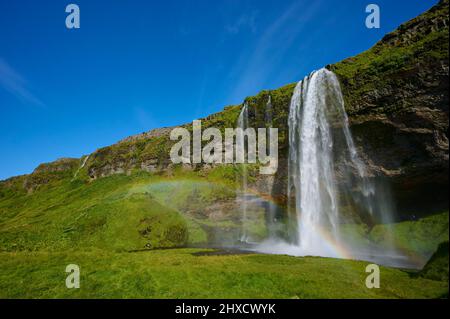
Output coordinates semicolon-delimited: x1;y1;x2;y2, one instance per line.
287;68;342;256
286;68;398;258
252;68;407;266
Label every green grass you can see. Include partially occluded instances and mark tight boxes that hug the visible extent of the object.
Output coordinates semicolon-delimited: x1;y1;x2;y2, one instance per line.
0;171;448;298
0;248;447;299
0;169;252;251
0;172;194;252
419;241;449;283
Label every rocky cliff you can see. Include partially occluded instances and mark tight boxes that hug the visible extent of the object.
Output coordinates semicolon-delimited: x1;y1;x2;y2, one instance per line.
2;0;448;219
246;0;449;217
332;0;449;216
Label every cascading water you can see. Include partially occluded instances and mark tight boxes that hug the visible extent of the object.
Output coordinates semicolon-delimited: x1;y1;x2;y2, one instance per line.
287;69;341;256
287;68;398;258
237;97;284;244
264;95;281;239
237;102;250;242
72;155;90;181
265;95;273;124
253;68;408;267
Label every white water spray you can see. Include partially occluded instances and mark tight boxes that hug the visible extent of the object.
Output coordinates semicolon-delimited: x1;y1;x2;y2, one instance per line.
249;68;408;267
287;69;341;256
286;68;398;258
265;95;273;124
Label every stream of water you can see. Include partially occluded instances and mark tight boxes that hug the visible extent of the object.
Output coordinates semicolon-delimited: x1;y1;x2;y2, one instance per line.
240;69;414;268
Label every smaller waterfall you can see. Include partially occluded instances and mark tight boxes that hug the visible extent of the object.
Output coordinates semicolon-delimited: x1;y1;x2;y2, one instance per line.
237;103;250;242
236;97;284;243
265;95;273;124
72;155;90;180
264;95;281;239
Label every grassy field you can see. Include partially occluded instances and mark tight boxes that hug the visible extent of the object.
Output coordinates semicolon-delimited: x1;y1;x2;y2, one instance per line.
0;248;448;299
0;170;448;298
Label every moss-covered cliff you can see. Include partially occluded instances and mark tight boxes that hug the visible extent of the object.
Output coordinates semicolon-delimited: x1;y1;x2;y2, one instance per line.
1;0;448;219
332;0;449;215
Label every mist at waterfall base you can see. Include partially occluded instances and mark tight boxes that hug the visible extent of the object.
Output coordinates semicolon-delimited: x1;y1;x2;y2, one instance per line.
236;68;416;269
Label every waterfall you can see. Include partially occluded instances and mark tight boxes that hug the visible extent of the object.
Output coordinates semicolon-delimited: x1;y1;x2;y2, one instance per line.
72;155;90;181
265;95;273;124
235;69;405;266
283;68;398;260
236;97;284;244
264;95;280;239
237;102;250;242
288;68;341;256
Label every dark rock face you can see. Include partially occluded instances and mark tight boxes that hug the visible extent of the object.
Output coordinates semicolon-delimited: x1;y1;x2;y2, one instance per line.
333;0;449;217
350;111;448;217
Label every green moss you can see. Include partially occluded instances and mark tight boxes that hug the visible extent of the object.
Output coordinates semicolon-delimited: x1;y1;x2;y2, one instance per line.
419;241;449;283
140;135;173;163
371;212;449;258
202;105;242;132
0;172;191;252
243;83;296;152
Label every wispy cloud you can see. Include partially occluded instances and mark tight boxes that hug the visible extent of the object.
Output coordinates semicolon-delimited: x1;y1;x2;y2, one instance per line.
133;106;160;131
225;11;258;34
226;0;322;102
0;57;44;107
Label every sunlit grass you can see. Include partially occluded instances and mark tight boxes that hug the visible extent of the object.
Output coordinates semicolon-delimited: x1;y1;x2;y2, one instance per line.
0;248;447;299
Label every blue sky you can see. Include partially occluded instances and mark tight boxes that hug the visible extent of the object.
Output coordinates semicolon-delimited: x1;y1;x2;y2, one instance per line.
0;0;438;180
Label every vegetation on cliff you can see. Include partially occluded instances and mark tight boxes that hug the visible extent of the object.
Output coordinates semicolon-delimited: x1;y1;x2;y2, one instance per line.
331;0;449;116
